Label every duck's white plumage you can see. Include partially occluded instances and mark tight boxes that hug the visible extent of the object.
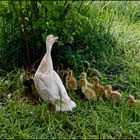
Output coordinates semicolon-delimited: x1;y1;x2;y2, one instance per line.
34;34;76;111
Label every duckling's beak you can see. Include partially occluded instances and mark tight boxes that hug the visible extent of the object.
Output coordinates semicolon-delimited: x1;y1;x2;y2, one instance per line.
104;90;107;94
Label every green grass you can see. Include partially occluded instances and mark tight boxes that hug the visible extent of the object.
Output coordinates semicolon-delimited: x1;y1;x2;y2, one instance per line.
0;95;140;139
1;1;140;139
0;68;140;139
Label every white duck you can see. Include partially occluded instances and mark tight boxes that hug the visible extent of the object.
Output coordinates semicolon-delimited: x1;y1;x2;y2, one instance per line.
34;34;76;111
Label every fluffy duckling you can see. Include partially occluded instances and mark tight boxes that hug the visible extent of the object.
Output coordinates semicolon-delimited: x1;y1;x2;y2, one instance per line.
79;72;96;100
104;85;122;103
56;63;68;82
80;78;96;101
20;70;41;101
65;68;78;92
30;78;41;100
20;70;32;92
79;72;94;89
83;61;102;77
93;76;105;97
126;95;140;106
104;85;111;100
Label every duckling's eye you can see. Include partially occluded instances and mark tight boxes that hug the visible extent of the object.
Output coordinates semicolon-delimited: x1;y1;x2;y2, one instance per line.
60;72;64;75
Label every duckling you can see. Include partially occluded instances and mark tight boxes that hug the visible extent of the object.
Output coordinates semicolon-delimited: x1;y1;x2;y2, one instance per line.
104;85;122;103
20;70;41;101
80;78;96;101
30;78;41;100
56;63;68;82
126;95;140;106
83;61;102;77
20;70;32;93
93;76;105;97
104;85;112;100
79;72;94;89
65;68;78;92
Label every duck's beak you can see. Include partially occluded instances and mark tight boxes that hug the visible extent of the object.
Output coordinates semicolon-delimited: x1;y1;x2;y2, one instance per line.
54;36;58;42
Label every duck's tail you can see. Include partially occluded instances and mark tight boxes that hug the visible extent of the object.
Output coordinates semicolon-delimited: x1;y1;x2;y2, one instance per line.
55;100;76;112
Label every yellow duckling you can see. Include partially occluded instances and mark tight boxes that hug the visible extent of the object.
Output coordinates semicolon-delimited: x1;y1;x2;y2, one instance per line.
56;63;68;82
79;72;94;89
126;95;140;106
104;85;122;103
65;68;78;92
93;76;105;97
80;78;96;101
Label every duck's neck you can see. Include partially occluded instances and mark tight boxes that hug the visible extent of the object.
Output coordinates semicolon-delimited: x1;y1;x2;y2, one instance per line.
46;44;53;67
38;44;53;72
84;79;88;87
46;44;52;57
